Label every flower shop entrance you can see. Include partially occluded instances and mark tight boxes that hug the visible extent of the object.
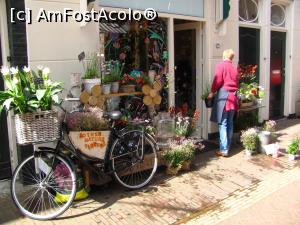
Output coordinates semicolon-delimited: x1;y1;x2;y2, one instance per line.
0;35;11;180
174;20;202;128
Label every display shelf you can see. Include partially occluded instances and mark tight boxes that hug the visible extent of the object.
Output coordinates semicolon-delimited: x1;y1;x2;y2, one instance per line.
239;105;265;112
104;92;143;97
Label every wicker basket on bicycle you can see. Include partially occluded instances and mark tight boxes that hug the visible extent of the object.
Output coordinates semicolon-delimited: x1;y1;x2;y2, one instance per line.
14;110;61;145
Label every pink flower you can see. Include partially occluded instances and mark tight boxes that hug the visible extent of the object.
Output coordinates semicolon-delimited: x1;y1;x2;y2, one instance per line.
119;53;126;61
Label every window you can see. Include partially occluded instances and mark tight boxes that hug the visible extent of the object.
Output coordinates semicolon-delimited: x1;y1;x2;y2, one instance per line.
271;4;286;27
239;0;259;23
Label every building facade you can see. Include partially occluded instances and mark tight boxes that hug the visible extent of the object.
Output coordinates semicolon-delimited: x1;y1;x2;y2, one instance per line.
1;0;300;177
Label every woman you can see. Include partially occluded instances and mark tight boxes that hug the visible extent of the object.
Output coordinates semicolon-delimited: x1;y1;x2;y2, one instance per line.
209;49;239;157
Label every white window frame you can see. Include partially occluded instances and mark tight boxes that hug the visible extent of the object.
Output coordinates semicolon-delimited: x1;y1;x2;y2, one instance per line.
239;0;260;24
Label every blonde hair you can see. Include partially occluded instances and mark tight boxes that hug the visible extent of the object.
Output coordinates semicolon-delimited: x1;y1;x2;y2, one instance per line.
223;49;235;60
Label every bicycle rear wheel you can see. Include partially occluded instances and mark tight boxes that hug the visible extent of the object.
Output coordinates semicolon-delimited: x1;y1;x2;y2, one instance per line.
11;151;76;220
110;130;157;189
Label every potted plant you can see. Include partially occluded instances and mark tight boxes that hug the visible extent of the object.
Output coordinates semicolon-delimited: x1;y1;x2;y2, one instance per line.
101;74;112;95
0;66;63;145
109;61;123;93
162;147;184;175
67;109;110;159
181;139;196;171
120;73;137;93
287;139;299;161
201;85;213;108
238;83;255;107
240;128;259;156
82;53;100;93
259;120;276;151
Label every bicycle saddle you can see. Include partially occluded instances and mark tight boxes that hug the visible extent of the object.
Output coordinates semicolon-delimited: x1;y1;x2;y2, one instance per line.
103;111;122;120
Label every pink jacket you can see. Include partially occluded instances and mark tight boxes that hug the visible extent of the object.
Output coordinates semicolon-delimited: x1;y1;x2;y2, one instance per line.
211;60;239;111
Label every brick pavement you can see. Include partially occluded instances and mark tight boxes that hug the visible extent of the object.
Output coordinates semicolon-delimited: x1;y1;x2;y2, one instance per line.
1;119;300;225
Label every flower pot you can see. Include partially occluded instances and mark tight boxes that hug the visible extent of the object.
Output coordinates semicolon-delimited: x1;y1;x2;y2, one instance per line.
102;83;112;95
245;149;253;156
111;81;120;93
166;165;181;175
204;97;214;108
288;154;296;161
255;98;263;106
181;161;191;171
120;85;136;93
82;78;101;94
259;131;271;147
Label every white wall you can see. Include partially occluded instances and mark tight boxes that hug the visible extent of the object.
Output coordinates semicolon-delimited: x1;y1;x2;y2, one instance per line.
204;0;239;136
290;0;300;115
25;0;99;92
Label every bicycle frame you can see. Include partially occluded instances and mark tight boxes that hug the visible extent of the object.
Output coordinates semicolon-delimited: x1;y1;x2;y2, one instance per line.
35;102;159;180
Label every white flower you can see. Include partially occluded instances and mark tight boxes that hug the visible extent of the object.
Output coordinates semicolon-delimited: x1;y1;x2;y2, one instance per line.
37;65;43;71
42;67;50;75
1;66;10;75
13;76;19;84
10;67;18;75
44;80;52;86
23;66;30;73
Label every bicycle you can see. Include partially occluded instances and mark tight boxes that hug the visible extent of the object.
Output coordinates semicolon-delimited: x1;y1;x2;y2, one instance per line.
11;101;158;220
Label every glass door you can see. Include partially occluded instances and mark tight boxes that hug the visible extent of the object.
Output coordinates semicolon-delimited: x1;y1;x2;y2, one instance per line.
174;28;197;112
0;36;12;179
269;31;286;119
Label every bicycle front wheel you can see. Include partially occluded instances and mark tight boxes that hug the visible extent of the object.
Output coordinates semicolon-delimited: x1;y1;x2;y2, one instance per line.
110;130;158;189
11;152;76;220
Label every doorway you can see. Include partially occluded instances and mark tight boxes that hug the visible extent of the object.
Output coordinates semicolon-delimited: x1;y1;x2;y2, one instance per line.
174;22;197;113
270;31;286;119
0;35;11;180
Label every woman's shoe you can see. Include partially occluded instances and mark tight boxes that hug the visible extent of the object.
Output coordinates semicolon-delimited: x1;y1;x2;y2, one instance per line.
216;151;228;157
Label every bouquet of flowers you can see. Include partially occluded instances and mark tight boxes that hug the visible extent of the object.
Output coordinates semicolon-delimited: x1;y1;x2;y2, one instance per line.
263;120;276;133
0;66;63;114
238;64;258;84
240;128;259;152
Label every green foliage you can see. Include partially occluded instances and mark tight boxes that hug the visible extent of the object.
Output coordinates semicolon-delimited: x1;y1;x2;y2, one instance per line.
0;66;63;114
175;117;191;137
163;139;195;169
109;61;123;82
201;84;210;100
102;74;112;84
83;53;100;79
287;139;299;155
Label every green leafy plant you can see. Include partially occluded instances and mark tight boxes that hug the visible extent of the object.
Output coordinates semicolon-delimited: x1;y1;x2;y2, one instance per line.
163;139;196;169
83;53;100;79
102;74;112;84
162;148;185;169
240;128;259;152
109;61;123;82
0;66;63;114
201;84;210;100
287;139;299;155
238;82;265;103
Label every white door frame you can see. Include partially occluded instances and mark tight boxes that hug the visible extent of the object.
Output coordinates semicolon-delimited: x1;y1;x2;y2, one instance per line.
174;22;204;137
